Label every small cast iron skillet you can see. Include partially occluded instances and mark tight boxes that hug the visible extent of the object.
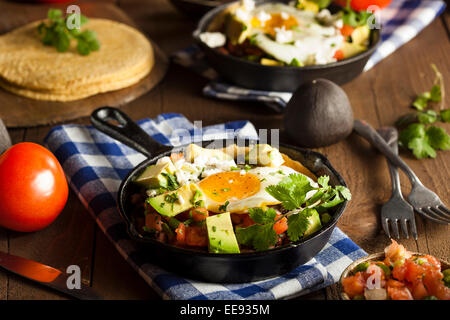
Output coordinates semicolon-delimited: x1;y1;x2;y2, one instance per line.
90;106;348;283
193;0;381;92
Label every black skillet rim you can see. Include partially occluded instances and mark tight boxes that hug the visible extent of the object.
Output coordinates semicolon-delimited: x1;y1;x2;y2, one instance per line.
192;0;381;72
117;141;348;259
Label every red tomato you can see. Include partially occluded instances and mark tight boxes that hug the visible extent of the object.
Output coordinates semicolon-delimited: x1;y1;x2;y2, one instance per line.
386;279;413;300
145;213;162;232
340;24;355;37
342;272;366;298
334;0;392;11
185;226;208;247
175;223;186;245
333;49;345;61
423;270;450;300
189;207;209;222
0;143;68;232
411;279;429;300
273;214;288;235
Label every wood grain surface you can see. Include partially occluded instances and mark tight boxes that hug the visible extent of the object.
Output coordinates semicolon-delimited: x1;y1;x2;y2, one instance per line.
0;1;168;128
0;0;448;300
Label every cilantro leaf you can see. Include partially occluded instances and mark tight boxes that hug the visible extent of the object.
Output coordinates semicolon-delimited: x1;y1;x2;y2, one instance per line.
408;136;436;159
417;110;438;124
440;109;450;123
412;93;431;111
426;126;450;151
399;123;426;148
248;207;277;224
218;200;230;212
286;208;314;242
235;223;277;251
430;85;442;102
317;175;329;188
336;185;352;201
265;173;314;210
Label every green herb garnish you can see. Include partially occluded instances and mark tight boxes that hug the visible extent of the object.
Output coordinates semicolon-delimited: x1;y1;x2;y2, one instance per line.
218;200;230;212
235;174;351;251
37;9;100;55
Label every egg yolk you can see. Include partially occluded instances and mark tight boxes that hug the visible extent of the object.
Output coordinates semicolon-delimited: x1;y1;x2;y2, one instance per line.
198;171;261;203
263;13;299;36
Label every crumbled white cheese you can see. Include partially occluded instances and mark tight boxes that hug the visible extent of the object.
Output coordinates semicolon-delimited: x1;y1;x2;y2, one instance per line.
256;10;271;26
241;0;255;11
177;195;185;205
334;19;343;30
199;32;226;48
274;26;293;43
280;12;289;20
240;170;246;175
235;8;251;22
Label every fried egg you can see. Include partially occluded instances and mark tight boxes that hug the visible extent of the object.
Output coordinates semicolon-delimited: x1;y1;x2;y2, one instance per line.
196;166;316;213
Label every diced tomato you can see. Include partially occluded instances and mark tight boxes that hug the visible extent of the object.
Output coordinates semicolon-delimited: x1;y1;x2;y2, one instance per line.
342;272;366;298
273;214;288;235
340;24;355;37
169;152;184;163
175;222;186;245
423;255;441;270
145;213;162;232
411;279;429;300
333;49;344;61
386;279;413;300
423;270;450;300
185;226;208;247
334;0;392;11
231;213;244;225
392;263;407;281
190;207;209;222
240;214;255;228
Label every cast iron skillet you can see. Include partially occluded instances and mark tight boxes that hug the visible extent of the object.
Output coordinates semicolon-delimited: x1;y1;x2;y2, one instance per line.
193;0;381;92
90;106;348;283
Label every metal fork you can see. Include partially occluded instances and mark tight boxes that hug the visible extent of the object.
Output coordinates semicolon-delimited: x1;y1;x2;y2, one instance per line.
378;127;417;239
354;120;450;225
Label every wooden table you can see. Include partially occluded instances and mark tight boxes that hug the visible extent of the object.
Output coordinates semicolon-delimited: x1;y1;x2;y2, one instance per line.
0;0;448;300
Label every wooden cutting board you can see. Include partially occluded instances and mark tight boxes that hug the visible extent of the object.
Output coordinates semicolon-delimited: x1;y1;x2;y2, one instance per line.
0;1;169;128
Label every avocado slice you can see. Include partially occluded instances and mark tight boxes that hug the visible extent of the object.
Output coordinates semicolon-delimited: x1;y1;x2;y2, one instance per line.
246;144;285;167
185;143;233;162
206;212;240;254
148;184;204;217
134;160;176;189
303;209;322;237
224;12;250;45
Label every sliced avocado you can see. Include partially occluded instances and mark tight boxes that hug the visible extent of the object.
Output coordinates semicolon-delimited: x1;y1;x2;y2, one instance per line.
296;0;320;13
225;13;250;44
350;25;370;46
185;143;233;162
206;212;240;254
246;144;285;167
148;184;204;217
304;209;322;236
134;160;176;189
340;42;367;59
260;58;283;66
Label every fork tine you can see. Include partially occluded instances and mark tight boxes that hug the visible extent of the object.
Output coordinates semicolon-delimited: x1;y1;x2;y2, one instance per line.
408;218;418;240
391;219;400;239
400;219;409;239
438;205;450;215
430;207;450;219
417;208;450;225
425;207;450;223
382;217;391;238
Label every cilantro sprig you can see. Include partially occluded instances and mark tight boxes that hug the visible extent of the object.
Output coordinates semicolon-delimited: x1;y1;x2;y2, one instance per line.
37;9;100;55
235;174;351;251
396;64;449;159
341;0;373;27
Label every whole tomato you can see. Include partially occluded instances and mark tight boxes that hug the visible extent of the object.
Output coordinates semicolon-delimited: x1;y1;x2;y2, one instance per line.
334;0;392;11
0;143;68;232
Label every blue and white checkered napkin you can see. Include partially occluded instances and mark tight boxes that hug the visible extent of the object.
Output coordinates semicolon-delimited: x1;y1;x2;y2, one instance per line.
173;0;446;112
44;113;366;300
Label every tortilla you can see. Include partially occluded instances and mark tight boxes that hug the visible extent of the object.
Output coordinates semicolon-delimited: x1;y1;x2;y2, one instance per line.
0;18;154;101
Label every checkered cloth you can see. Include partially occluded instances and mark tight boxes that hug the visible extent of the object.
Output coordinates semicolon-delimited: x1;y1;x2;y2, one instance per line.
173;0;447;112
44;113;366;300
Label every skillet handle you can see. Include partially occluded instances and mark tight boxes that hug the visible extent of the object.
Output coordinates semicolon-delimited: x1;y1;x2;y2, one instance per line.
90;107;171;158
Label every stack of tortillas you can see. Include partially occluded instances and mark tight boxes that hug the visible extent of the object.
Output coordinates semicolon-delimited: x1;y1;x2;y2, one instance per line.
0;18;154;101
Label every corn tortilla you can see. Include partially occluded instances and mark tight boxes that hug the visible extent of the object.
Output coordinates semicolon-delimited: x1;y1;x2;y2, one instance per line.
0;18;154;100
